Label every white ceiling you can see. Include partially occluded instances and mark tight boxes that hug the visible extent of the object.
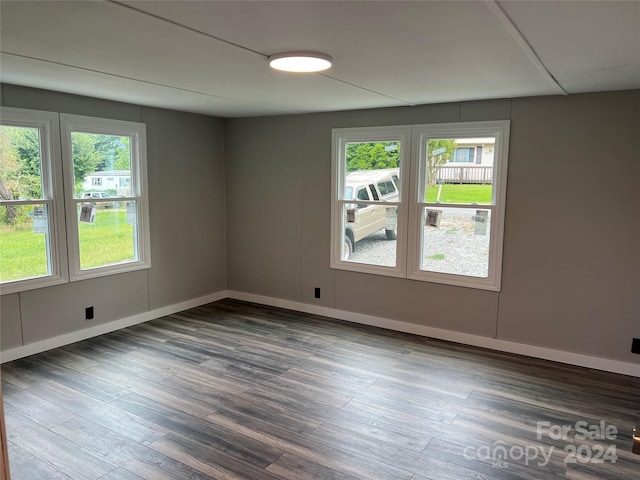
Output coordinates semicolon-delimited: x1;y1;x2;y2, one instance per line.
1;1;638;118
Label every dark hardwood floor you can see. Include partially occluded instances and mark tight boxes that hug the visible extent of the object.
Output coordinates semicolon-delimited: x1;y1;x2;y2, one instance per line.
2;299;639;479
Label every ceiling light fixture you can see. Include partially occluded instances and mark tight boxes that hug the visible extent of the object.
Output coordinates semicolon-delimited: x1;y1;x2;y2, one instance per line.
268;51;332;73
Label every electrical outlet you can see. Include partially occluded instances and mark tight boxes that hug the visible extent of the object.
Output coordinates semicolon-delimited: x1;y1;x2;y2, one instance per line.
85;306;94;320
314;287;321;299
631;338;640;354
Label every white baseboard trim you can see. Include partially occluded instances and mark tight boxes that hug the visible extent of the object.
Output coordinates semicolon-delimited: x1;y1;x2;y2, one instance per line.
3;289;638;378
227;290;640;378
0;291;227;363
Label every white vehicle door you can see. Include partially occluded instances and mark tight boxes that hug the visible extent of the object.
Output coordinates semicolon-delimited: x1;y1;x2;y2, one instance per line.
352;184;385;241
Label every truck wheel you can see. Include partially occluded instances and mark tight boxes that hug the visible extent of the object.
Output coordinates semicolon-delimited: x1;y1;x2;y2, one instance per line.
385;229;396;240
343;235;354;260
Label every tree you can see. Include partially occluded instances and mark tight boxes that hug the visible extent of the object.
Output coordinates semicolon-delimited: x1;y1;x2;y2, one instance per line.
13;128;41;178
113;137;131;170
0;176;17;224
70;132;101;191
0;127;20;202
93;135;131;171
426;139;456;187
0;126;42;199
346;142;400;172
1;126;44;223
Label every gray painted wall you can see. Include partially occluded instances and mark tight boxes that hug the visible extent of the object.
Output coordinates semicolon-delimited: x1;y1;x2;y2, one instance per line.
225;91;640;364
1;85;638;366
498;93;639;359
0;85;227;350
225;116;304;302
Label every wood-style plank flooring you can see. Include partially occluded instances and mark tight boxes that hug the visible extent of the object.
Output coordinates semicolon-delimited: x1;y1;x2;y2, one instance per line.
2;299;639;479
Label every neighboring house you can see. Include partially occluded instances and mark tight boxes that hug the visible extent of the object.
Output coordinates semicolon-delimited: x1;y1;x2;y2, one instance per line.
439;138;495;184
449;138;495;166
82;170;131;195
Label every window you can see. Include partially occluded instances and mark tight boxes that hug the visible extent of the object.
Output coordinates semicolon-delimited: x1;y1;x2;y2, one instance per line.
452;147;475;163
0;108;68;294
61;114;150;280
0;108;150;294
377;180;397;197
410;121;509;290
332;121;509;291
331;126;410;276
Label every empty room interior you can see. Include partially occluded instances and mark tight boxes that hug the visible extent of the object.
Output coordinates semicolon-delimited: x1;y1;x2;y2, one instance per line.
0;1;639;479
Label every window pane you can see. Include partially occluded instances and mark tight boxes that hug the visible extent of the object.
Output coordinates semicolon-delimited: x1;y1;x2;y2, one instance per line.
0;125;44;199
377;180;396;196
345;141;401;174
71;132;132;199
340;139;401;267
342;204;397;267
77;200;137;270
343;140;402;200
453;147;474;163
356;186;370;202
0;204;50;282
425;137;494;204
420;207;491;278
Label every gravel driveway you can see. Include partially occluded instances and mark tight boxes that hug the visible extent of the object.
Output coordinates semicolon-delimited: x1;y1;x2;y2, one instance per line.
349;209;491;277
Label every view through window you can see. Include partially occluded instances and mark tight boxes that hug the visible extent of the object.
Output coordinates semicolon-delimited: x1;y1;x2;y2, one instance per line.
0;107;150;294
62;114;150;280
332;126;410;278
332;122;510;291
70;132;137;270
420;137;496;278
0;124;51;281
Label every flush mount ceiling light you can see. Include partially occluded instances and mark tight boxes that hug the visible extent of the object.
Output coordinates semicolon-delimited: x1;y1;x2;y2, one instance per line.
268;51;333;73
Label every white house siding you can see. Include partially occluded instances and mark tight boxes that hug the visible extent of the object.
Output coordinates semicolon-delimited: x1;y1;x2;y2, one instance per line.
82;170;131;194
438;139;495;184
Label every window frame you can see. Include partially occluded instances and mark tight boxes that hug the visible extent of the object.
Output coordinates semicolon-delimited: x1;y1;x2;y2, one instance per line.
331;120;510;291
408;120;510;290
330;126;411;277
60;114;151;281
0;107;68;294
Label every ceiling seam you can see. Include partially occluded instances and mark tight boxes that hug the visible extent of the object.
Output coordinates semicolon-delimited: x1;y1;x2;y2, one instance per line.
107;0;418;107
0;52;297;115
317;74;417;107
108;0;267;58
485;0;568;96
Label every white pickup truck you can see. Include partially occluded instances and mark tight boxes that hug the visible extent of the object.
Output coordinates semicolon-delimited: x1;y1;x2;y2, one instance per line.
343;168;400;259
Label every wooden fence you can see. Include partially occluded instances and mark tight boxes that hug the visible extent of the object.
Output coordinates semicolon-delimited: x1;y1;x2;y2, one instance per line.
437;165;493;184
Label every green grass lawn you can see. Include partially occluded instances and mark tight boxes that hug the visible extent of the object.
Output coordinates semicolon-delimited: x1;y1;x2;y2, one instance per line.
0;208;135;282
78;208;135;270
0;223;49;281
425;184;492;204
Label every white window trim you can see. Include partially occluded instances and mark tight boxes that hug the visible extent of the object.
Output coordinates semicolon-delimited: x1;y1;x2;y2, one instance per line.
60;114;151;281
331;121;510;291
408;121;509;291
0;107;69;295
331;126;411;277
